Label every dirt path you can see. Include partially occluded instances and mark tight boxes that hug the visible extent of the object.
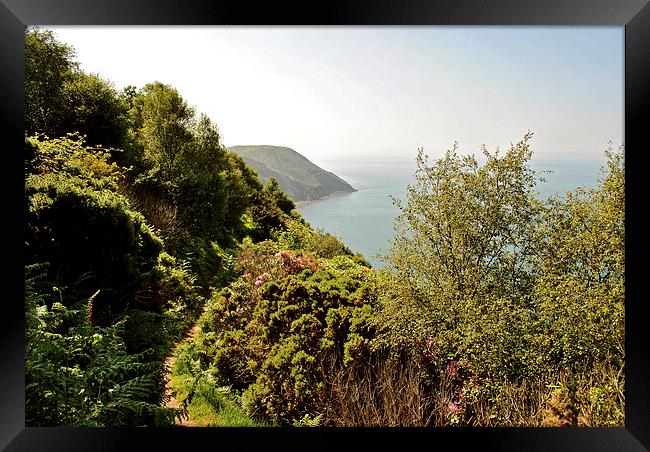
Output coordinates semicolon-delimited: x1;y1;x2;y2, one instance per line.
163;320;202;427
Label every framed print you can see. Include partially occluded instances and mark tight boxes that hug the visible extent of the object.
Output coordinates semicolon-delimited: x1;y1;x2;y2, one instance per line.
2;0;649;450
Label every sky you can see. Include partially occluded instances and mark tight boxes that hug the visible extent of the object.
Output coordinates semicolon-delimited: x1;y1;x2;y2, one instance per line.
48;26;623;168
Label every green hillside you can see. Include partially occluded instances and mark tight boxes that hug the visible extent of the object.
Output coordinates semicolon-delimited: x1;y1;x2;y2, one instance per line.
228;145;356;202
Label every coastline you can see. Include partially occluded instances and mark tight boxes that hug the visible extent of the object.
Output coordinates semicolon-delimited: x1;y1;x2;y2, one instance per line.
294;190;354;209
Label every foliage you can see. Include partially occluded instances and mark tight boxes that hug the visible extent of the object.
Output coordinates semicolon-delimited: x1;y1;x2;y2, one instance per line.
245;180;291;241
168;365;266;427
530;145;624;371
131;82;195;181
263;177;295;214
150;252;205;336
27;133;121;188
25;265;178;427
175;238;238;289
124;83;263;244
177;246;379;425
63;73;131;149
25;27;624;428
389;133;541;309
24;28;339;428
26;135;163;325
379;136;624;425
25;29;130;149
24;134;205;427
25;28;78;138
270;218;370;266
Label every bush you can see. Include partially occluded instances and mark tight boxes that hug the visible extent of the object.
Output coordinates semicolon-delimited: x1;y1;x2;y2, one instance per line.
149;252;205;339
179;248;379;425
270;218;371;267
24;136;207;427
175;237;237;290
24;136;201;323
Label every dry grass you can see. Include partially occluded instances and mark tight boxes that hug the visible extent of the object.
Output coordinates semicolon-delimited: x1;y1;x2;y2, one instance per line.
319;350;436;426
118;179;185;242
316;350;623;427
540;362;624;427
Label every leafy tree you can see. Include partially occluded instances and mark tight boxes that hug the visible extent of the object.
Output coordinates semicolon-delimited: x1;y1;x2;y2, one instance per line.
173;115;234;241
531;145;624;369
385;133;543;358
134;82;195;181
226;151;265;219
62;73;130;149
26;29;129;149
25;28;77;137
264;177;295;214
379;135;625;425
124;86;262;244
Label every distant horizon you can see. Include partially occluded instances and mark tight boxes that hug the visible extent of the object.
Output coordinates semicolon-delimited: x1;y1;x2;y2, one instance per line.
226;142;610;181
228;141;610;167
48;26;624;166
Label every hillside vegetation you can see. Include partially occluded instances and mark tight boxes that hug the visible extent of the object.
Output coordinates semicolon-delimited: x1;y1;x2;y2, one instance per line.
229;145;356;202
25;28;624;428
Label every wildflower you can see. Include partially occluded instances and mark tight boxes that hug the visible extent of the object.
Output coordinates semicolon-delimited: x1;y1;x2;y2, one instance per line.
255;273;270;283
448;401;462;414
446;360;458;378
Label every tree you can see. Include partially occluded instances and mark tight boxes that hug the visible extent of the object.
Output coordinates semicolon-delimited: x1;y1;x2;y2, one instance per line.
382;133;544;380
380;135;625;426
25;28;77;137
135;82;195;180
26;29;130;150
531;145;624;369
263;177;295;214
62;73;130;149
388;133;541;307
123;89;263;244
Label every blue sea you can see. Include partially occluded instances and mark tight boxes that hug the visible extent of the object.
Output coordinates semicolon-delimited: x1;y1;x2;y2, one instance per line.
297;158;606;268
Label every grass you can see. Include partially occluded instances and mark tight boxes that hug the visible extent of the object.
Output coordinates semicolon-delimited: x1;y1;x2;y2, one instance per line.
170;364;266;427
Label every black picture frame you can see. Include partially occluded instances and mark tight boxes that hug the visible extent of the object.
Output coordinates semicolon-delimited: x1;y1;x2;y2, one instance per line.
2;0;648;450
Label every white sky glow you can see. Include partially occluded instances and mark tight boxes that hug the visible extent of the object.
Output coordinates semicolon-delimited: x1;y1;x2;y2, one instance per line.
48;26;624;168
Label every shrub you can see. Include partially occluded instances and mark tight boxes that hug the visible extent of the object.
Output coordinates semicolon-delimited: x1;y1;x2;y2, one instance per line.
270;218;371;267
149;252;205;339
26;135;164;325
175;237;237;290
179;249;379;425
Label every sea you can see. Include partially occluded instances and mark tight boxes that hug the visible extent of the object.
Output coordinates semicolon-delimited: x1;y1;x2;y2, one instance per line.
297;158;606;268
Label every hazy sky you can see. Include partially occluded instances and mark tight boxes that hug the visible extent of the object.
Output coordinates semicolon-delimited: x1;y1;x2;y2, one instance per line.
48;26;623;167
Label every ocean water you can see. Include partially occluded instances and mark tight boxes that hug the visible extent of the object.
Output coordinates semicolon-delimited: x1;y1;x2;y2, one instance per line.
297;158;606;268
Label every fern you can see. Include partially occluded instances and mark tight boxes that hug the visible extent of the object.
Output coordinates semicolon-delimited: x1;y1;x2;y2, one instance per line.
26;265;178;426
